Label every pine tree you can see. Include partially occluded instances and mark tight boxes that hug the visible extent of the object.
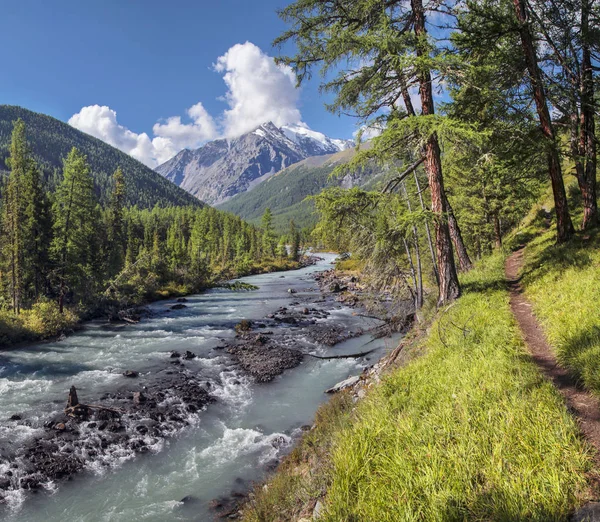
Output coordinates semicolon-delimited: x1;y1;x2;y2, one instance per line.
276;0;461;304
108;167;126;276
51;147;98;313
261;208;276;258
2;119;29;313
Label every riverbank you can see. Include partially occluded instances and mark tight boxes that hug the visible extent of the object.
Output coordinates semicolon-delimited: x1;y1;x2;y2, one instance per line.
0;256;315;350
241;252;593;521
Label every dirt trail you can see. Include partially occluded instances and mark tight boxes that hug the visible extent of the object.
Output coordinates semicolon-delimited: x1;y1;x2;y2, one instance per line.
506;248;600;477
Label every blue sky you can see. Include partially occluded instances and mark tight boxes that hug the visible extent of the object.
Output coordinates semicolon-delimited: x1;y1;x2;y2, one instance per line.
0;0;357;166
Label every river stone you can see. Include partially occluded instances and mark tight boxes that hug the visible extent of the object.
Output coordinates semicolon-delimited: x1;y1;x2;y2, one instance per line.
325;375;360;393
171;303;187;310
123;370;138;378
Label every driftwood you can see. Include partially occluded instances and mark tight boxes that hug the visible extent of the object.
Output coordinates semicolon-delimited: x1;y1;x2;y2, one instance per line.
308;349;375;360
64;386;126;416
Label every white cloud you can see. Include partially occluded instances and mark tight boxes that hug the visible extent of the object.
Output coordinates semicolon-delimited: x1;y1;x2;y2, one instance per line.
152;102;217;150
69;42;316;167
69;103;217;167
214;41;301;137
354;124;384;141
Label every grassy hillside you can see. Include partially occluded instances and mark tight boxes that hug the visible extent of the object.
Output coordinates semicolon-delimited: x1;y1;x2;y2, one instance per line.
244;253;592;521
217;144;385;232
0;105;201;208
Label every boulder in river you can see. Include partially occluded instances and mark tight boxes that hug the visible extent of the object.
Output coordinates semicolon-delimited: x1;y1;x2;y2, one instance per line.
123;370;139;378
183;350;196;360
170;303;187;310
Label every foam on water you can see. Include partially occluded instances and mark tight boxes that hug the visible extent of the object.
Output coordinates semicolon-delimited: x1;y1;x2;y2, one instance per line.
199;426;291;468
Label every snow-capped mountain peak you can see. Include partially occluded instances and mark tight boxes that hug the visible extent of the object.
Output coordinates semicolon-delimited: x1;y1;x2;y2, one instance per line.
281;122;353;155
156;121;353;205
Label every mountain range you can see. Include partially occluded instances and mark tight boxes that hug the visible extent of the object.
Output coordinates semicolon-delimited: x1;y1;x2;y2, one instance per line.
217;142;389;233
0;105;201;208
155;121;353;206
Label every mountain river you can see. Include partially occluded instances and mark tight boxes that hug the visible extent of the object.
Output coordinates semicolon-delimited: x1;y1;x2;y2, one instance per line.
0;254;400;521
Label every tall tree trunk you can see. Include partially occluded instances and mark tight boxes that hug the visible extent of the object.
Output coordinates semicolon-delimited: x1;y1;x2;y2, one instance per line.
513;0;574;242
407;4;460;304
413;170;439;285
445;196;473;271
493;213;502;249
401;74;440;286
402;238;419;311
579;0;598;229
402;182;423;309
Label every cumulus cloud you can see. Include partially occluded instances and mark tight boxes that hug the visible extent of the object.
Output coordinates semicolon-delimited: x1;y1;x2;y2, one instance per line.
214;42;301;137
69;103;217;167
152;102;217;150
69;42;310;167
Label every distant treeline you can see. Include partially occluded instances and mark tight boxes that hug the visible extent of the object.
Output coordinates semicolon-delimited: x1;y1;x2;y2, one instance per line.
0;120;301;343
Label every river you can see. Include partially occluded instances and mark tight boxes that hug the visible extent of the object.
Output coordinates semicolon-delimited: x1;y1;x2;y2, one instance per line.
0;254;400;521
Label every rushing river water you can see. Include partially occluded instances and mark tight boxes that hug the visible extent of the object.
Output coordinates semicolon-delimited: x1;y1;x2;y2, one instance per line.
0;254;400;521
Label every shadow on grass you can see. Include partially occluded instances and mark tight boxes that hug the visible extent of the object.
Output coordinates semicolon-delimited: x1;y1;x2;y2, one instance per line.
461;276;507;294
519;227;600;285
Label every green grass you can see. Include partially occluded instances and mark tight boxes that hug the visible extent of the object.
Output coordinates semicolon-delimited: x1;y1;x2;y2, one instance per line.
243;393;354;521
243;253;593;521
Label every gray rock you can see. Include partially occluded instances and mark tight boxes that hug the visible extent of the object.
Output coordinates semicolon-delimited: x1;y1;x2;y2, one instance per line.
573;503;600;522
325;375;360;393
313;500;324;520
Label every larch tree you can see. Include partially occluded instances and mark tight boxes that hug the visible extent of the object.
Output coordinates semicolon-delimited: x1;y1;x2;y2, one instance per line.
261;208;276;258
276;0;462;304
512;0;574;241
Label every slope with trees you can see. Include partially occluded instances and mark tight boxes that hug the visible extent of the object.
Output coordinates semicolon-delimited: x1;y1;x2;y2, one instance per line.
0;105;201;208
240;0;600;518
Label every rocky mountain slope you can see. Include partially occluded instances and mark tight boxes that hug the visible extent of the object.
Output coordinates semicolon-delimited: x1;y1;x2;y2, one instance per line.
155;121;352;205
217;142;388;232
0;105;201;208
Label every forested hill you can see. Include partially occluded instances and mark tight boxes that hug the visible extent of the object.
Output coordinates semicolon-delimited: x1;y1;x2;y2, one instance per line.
217;143;385;232
0;105;201;208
